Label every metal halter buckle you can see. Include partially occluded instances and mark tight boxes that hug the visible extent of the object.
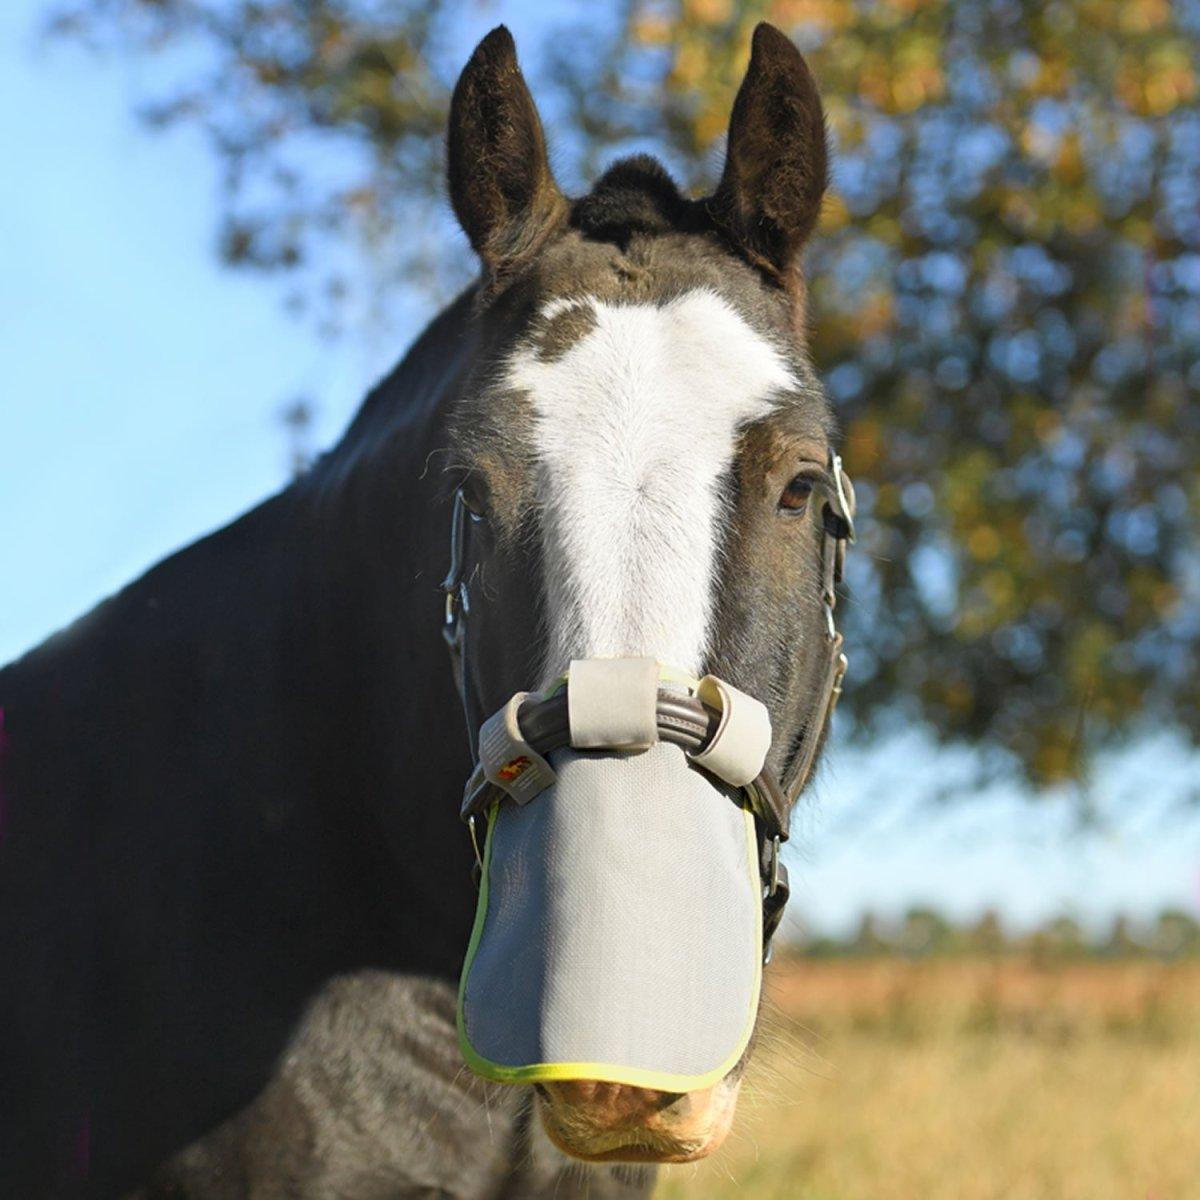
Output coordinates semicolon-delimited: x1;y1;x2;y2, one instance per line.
824;600;838;642
440;490;468;646
830;453;856;543
467;813;484;872
766;835;781;897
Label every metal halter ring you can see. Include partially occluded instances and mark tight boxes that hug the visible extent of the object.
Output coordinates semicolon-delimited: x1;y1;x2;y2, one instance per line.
830;453;856;543
766;835;781;897
440;493;468;633
467;814;484;872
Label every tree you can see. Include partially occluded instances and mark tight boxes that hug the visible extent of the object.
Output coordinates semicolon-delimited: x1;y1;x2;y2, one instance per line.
1101;913;1139;957
851;910;888;955
898;905;953;956
46;0;1200;785
968;908;1006;956
1150;907;1200;958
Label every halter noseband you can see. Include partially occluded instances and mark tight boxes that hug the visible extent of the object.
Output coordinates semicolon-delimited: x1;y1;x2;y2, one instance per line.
440;454;856;960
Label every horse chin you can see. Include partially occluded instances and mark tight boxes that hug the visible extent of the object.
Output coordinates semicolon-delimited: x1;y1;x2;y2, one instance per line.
535;1075;741;1165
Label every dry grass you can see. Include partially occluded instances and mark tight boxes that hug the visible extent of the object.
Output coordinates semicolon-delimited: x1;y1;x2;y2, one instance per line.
657;959;1200;1200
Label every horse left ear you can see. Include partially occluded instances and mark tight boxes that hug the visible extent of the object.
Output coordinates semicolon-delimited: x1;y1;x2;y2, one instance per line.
447;26;567;282
709;24;829;283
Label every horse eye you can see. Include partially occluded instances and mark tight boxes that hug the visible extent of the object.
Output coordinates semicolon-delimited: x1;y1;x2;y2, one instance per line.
460;477;489;521
779;476;815;513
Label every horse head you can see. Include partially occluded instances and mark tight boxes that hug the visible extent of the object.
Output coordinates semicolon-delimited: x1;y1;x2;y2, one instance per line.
440;23;850;1166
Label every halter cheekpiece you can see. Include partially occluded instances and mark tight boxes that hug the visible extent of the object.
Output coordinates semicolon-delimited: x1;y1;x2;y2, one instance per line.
440;454;856;962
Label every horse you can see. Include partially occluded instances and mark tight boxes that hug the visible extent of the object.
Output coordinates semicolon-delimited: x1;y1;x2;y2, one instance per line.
0;22;850;1199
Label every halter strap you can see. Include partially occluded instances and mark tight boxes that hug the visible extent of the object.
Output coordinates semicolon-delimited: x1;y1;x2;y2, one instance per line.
440;491;486;749
779;452;855;805
440;452;856;959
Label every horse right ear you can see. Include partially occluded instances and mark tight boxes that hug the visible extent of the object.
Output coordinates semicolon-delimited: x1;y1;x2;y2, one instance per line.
447;27;567;282
709;24;828;285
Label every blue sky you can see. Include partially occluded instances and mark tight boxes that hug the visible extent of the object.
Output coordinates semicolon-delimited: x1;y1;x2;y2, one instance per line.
2;0;1196;935
0;1;386;666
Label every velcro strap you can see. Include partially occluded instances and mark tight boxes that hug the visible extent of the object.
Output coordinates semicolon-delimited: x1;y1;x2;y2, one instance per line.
689;675;772;787
478;692;556;804
567;658;659;750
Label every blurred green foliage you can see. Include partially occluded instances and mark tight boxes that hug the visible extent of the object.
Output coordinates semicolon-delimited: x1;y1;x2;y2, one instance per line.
790;905;1200;959
47;0;1200;785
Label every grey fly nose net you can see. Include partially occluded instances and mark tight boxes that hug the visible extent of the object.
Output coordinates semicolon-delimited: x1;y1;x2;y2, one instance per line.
457;659;768;1090
442;459;858;1091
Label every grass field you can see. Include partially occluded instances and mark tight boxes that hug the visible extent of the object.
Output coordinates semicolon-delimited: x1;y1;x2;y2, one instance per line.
657;958;1200;1200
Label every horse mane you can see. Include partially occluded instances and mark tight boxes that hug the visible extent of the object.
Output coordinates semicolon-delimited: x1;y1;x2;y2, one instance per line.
302;284;481;506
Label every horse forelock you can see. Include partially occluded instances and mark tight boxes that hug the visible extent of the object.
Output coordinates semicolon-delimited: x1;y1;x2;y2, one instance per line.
569;154;693;245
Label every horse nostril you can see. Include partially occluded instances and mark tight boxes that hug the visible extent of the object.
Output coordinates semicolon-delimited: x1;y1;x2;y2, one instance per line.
539;1081;685;1125
535;1078;739;1163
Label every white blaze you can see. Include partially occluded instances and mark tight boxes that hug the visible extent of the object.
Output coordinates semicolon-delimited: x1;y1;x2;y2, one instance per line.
507;288;794;678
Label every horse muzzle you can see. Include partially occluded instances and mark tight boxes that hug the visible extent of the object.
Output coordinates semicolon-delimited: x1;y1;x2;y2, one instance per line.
535;1076;743;1163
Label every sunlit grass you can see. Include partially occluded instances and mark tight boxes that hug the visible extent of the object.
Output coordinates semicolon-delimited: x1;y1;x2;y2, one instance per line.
657;959;1200;1200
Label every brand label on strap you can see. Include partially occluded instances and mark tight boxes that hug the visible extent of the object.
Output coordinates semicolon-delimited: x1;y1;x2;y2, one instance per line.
478;693;556;805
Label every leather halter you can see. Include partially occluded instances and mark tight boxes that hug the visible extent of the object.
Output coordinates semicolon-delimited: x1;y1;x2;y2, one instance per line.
440;454;856;958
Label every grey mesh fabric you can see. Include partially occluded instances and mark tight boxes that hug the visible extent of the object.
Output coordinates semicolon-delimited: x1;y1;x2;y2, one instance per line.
457;741;762;1090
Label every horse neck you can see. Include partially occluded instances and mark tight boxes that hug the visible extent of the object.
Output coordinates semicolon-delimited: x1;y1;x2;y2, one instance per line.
1;287;482;973
272;291;484;969
302;289;479;786
0;292;484;1193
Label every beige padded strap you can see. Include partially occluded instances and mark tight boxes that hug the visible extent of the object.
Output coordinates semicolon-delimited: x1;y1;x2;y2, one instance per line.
478;692;557;804
567;658;659;750
690;675;772;788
